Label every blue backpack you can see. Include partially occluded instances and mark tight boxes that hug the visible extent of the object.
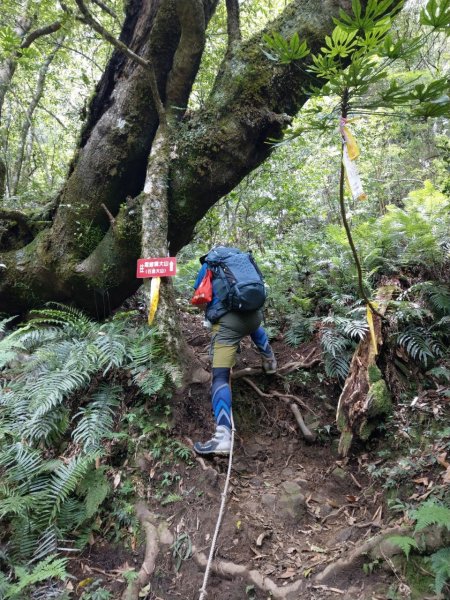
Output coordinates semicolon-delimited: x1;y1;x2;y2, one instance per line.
204;247;267;322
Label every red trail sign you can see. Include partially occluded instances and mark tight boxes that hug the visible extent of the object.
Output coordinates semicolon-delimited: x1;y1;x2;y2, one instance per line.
136;258;177;278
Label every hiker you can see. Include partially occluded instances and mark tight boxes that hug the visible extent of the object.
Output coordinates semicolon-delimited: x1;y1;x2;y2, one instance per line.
192;246;277;455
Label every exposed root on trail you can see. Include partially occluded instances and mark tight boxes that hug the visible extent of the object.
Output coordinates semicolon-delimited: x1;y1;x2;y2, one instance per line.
121;504;173;600
314;525;407;584
241;377;317;442
232;348;321;381
190;525;409;598
193;549;306;599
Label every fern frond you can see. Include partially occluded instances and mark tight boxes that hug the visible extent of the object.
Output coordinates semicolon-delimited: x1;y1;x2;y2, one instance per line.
285;315;318;346
0;316;17;335
9;327;61;353
321;327;349;357
397;327;443;366
0;494;37;518
161;362;182;386
0;337;25;369
30;303;94;332
27;369;90;418
324;352;351;380
386;535;418;559
126;329;161;366
6;555;67;597
132;368;166;396
0;443;43;488
31;527;59;563
78;468;110;519
411;500;450;533
333;316;369;340
10;517;41;561
429;547;450;594
25;407;70;443
44;453;99;521
56;497;86;531
72;384;121;451
94;330;128;374
410;282;450;316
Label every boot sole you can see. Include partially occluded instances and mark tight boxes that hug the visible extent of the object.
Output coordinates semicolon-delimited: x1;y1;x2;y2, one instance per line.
194;448;230;456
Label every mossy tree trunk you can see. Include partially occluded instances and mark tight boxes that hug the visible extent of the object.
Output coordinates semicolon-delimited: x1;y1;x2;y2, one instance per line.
0;0;402;316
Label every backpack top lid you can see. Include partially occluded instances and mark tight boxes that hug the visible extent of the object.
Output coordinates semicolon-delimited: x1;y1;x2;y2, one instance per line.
203;246;241;264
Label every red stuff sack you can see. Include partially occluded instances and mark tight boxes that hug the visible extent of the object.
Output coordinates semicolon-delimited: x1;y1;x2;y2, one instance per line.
191;269;213;305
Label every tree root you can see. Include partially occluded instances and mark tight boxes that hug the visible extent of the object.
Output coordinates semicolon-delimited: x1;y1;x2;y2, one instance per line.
121;503;174;600
241;377;317;442
232;350;321;381
193;549;306;599
314;525;407;584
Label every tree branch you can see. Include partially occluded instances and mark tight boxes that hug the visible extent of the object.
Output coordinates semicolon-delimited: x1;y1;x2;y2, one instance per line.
225;0;241;53
165;0;206;120
74;0;166;123
90;0;119;21
20;21;62;49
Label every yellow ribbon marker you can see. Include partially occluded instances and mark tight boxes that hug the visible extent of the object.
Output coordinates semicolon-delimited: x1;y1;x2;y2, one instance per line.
342;125;360;160
340;118;367;201
366;304;378;356
148;276;161;325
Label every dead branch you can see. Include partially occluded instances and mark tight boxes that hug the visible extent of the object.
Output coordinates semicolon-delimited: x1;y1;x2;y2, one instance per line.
101;203;116;228
311;585;345;595
90;0;118;20
290;403;316;442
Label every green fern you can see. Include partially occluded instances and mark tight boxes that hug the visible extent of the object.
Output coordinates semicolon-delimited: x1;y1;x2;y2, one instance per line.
386;535;418;559
396;327;443;367
4;555;67;599
45;453;100;521
324;351;352;380
285;314;318;346
429;547;450;594
409;282;450;317
0;304;173;569
411;500;450;533
80;469;110;520
73;384;121;451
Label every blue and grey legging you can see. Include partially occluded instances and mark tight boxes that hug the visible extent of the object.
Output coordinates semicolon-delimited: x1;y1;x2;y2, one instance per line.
210;310;273;430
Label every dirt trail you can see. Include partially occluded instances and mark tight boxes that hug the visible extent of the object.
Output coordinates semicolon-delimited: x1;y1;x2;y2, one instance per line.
74;315;399;599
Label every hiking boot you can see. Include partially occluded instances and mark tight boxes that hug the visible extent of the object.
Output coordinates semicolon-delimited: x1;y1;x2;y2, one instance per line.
194;425;231;455
262;352;277;374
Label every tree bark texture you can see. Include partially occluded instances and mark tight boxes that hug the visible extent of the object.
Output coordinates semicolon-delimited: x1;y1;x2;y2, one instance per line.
336;285;398;456
0;0;402;315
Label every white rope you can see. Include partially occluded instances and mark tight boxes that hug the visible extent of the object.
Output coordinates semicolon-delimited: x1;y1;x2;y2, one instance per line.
198;413;235;600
